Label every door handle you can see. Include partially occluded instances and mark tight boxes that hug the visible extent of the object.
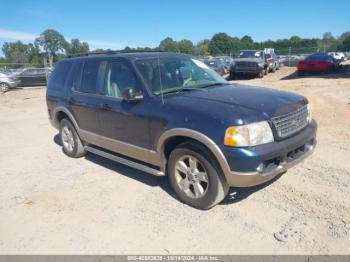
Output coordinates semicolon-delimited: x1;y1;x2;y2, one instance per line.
100;103;112;110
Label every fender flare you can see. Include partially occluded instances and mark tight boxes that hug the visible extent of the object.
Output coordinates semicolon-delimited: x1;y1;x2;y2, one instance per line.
156;128;231;177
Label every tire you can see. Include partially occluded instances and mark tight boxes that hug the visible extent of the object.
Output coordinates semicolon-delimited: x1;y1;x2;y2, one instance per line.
271;65;276;73
264;67;268;75
258;70;264;78
0;83;9;92
59;118;86;158
167;142;229;210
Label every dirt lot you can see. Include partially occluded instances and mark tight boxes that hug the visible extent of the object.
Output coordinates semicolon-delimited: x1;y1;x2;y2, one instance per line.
0;63;350;254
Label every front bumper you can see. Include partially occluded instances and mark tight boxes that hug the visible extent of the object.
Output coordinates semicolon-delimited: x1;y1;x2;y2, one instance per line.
220;120;317;187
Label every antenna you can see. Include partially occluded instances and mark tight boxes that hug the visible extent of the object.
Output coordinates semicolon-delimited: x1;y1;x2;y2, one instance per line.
157;52;164;105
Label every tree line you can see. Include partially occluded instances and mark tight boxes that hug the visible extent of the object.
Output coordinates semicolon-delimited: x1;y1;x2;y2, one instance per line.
1;29;350;68
1;29;89;68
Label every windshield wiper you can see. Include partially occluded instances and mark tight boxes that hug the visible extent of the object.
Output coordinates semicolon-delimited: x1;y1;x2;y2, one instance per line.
159;87;203;95
198;82;226;89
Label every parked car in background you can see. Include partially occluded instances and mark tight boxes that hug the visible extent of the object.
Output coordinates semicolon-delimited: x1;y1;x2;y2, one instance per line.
0;72;21;92
2;68;26;76
47;52;317;209
16;68;51;87
204;58;227;76
230;50;268;78
215;56;234;71
265;52;280;72
328;52;345;61
297;53;340;75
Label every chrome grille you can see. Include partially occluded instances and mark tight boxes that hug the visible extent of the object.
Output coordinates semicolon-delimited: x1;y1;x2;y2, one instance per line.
271;105;310;139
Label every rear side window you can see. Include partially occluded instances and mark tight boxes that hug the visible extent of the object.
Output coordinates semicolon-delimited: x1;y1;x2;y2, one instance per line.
79;60;101;94
48;62;72;90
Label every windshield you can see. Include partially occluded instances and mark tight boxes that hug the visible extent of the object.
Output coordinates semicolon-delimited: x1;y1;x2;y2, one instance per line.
238;51;263;58
135;57;227;95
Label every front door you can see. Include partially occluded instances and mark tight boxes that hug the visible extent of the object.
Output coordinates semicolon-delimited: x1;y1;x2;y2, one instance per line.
97;58;151;161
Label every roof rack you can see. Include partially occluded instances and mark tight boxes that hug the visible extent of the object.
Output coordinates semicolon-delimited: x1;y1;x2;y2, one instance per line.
65;49;164;58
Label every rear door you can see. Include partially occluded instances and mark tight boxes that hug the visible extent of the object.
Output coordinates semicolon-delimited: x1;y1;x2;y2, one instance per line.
69;58;106;135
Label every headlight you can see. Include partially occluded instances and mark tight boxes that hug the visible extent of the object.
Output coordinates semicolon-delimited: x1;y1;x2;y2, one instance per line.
224;121;274;147
258;63;264;67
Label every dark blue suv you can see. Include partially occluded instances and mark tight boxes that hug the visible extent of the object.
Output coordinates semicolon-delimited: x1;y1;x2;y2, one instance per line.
46;52;317;209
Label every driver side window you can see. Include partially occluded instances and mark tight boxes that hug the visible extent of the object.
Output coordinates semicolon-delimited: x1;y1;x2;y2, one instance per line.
104;61;138;99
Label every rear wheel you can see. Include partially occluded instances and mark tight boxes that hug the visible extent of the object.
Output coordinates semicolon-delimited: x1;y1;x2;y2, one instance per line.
59;118;86;158
0;83;9;92
168;142;229;210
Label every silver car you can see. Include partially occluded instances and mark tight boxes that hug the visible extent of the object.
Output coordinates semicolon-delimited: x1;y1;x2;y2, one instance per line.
0;72;21;92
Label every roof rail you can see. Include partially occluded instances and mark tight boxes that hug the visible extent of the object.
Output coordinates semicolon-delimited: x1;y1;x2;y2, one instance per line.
65;49;164;58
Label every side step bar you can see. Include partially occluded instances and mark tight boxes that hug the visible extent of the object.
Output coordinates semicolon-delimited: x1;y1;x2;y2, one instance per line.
85;145;165;176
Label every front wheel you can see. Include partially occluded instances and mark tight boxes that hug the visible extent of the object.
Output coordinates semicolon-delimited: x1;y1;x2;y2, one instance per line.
168;142;229;210
0;83;9;92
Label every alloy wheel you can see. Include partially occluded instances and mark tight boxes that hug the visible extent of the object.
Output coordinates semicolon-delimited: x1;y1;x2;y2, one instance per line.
174;155;209;198
61;126;75;152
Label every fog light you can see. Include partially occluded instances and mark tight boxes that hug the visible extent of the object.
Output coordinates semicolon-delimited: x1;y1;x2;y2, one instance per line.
256;163;264;173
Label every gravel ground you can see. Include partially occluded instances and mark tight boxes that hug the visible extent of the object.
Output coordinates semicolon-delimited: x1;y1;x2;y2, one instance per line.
0;63;349;254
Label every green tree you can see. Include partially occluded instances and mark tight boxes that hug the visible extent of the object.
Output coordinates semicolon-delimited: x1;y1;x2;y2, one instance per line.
194;39;210;56
2;41;31;65
159;37;179;52
177;39;194;54
35;29;67;67
209;33;233;55
66;38;89;54
342;35;350;51
240;35;253;45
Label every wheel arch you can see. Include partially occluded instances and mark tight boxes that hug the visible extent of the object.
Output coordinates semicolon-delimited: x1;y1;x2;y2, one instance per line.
53;106;79;131
157;128;231;179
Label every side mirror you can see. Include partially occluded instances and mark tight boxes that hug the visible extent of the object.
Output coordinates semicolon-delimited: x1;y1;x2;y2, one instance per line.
122;88;143;103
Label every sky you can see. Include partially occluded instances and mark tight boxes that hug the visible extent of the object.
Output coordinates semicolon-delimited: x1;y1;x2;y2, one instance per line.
0;0;349;54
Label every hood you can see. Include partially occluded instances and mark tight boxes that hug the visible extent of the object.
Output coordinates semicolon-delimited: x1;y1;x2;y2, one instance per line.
173;84;307;120
234;58;264;63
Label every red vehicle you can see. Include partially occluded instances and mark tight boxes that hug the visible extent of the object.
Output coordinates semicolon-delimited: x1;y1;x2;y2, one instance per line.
297;53;340;75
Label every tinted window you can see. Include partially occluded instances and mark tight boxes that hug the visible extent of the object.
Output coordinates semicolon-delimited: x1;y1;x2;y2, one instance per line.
69;61;83;90
48;62;72;90
104;61;138;98
79;60;101;94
